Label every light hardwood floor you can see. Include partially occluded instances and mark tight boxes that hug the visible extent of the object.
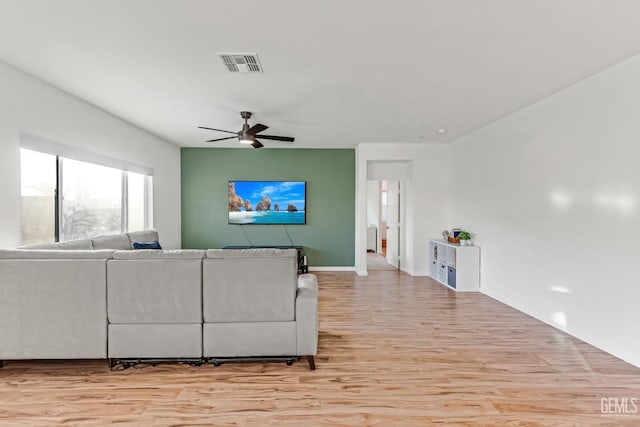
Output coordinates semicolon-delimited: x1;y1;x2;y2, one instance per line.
1;271;639;426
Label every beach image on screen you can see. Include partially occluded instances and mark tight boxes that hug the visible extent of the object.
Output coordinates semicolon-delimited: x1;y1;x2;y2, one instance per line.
228;181;306;224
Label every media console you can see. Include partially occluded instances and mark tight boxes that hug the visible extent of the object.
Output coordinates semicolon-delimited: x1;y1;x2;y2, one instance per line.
223;245;308;274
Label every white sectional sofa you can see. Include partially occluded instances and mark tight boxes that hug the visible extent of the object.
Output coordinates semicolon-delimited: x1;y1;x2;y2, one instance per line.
0;231;318;370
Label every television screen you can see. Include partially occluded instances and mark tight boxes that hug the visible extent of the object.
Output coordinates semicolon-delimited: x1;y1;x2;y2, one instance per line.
228;181;306;225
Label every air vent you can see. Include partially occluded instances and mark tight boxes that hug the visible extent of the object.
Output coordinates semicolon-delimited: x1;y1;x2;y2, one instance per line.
218;53;263;73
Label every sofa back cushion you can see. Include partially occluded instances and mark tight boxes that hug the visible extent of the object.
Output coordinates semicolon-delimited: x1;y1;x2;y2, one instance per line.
112;249;204;260
91;234;131;250
107;251;205;324
0;258;108;359
203;249;297;323
0;249;114;259
20;238;93;250
17;230;160;251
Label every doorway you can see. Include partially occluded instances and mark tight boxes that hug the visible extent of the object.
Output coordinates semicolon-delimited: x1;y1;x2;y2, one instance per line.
366;179;401;271
385;180;400;270
357;158;410;276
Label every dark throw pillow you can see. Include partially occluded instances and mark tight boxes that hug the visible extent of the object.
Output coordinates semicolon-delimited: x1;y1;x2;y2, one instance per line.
132;241;162;250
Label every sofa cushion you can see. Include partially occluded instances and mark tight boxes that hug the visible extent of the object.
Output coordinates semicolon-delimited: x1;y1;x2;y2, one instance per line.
20;238;93;250
203;322;296;357
0;249;115;259
112;249;205;260
132;241;162;250
108;324;202;358
91;234;131;250
0;258;108;359
127;230;159;246
203;252;297;322
107;257;203;323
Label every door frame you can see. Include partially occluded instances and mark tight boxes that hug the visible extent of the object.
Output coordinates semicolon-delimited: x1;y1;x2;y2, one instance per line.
356;157;409;276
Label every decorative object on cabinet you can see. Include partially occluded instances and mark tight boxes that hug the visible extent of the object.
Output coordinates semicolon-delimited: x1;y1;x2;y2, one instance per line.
458;231;472;246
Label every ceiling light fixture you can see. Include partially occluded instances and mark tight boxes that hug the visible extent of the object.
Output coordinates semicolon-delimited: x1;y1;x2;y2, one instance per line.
198;111;295;149
437;128;447;134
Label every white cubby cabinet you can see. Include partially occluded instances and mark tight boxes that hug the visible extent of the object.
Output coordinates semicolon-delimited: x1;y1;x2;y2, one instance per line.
429;240;480;292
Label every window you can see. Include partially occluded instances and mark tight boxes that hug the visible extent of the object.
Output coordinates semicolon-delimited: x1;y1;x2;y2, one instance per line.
20;148;153;245
20;149;57;245
61;158;123;240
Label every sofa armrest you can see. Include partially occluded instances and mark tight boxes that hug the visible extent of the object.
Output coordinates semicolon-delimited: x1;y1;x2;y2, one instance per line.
295;274;318;356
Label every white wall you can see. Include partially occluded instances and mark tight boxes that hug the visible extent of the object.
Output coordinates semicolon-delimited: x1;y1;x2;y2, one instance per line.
356;143;449;276
0;61;181;249
449;54;640;367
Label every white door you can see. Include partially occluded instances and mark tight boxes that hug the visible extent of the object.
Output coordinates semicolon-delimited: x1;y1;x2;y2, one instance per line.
386;180;400;269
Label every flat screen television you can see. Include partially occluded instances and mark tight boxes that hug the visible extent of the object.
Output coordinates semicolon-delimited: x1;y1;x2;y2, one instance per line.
228;181;306;225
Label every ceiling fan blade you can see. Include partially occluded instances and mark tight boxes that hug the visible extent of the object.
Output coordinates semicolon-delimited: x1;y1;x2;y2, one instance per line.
198;126;237;135
247;123;268;135
255;134;295;142
206;136;237;142
252;140;264;149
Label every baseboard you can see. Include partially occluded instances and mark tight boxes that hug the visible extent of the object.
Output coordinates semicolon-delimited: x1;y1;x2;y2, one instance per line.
308;266;356;272
481;288;640;369
410;270;430;277
392;267;429;277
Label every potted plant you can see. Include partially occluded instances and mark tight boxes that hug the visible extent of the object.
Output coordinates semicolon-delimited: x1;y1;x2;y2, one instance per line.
458;231;472;245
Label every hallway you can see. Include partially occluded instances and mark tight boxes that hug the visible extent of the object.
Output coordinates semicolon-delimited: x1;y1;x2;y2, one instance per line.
366;251;397;271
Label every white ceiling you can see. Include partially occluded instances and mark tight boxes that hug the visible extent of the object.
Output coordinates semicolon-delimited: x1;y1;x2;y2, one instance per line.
1;0;640;148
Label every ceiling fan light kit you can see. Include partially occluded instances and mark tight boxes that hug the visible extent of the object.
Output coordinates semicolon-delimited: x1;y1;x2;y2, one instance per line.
198;111;295;149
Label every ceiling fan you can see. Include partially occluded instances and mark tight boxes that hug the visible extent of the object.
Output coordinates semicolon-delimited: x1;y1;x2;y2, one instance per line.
198;111;295;149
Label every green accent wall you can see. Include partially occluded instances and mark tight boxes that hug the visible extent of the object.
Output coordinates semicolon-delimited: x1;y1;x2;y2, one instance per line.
181;148;355;267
